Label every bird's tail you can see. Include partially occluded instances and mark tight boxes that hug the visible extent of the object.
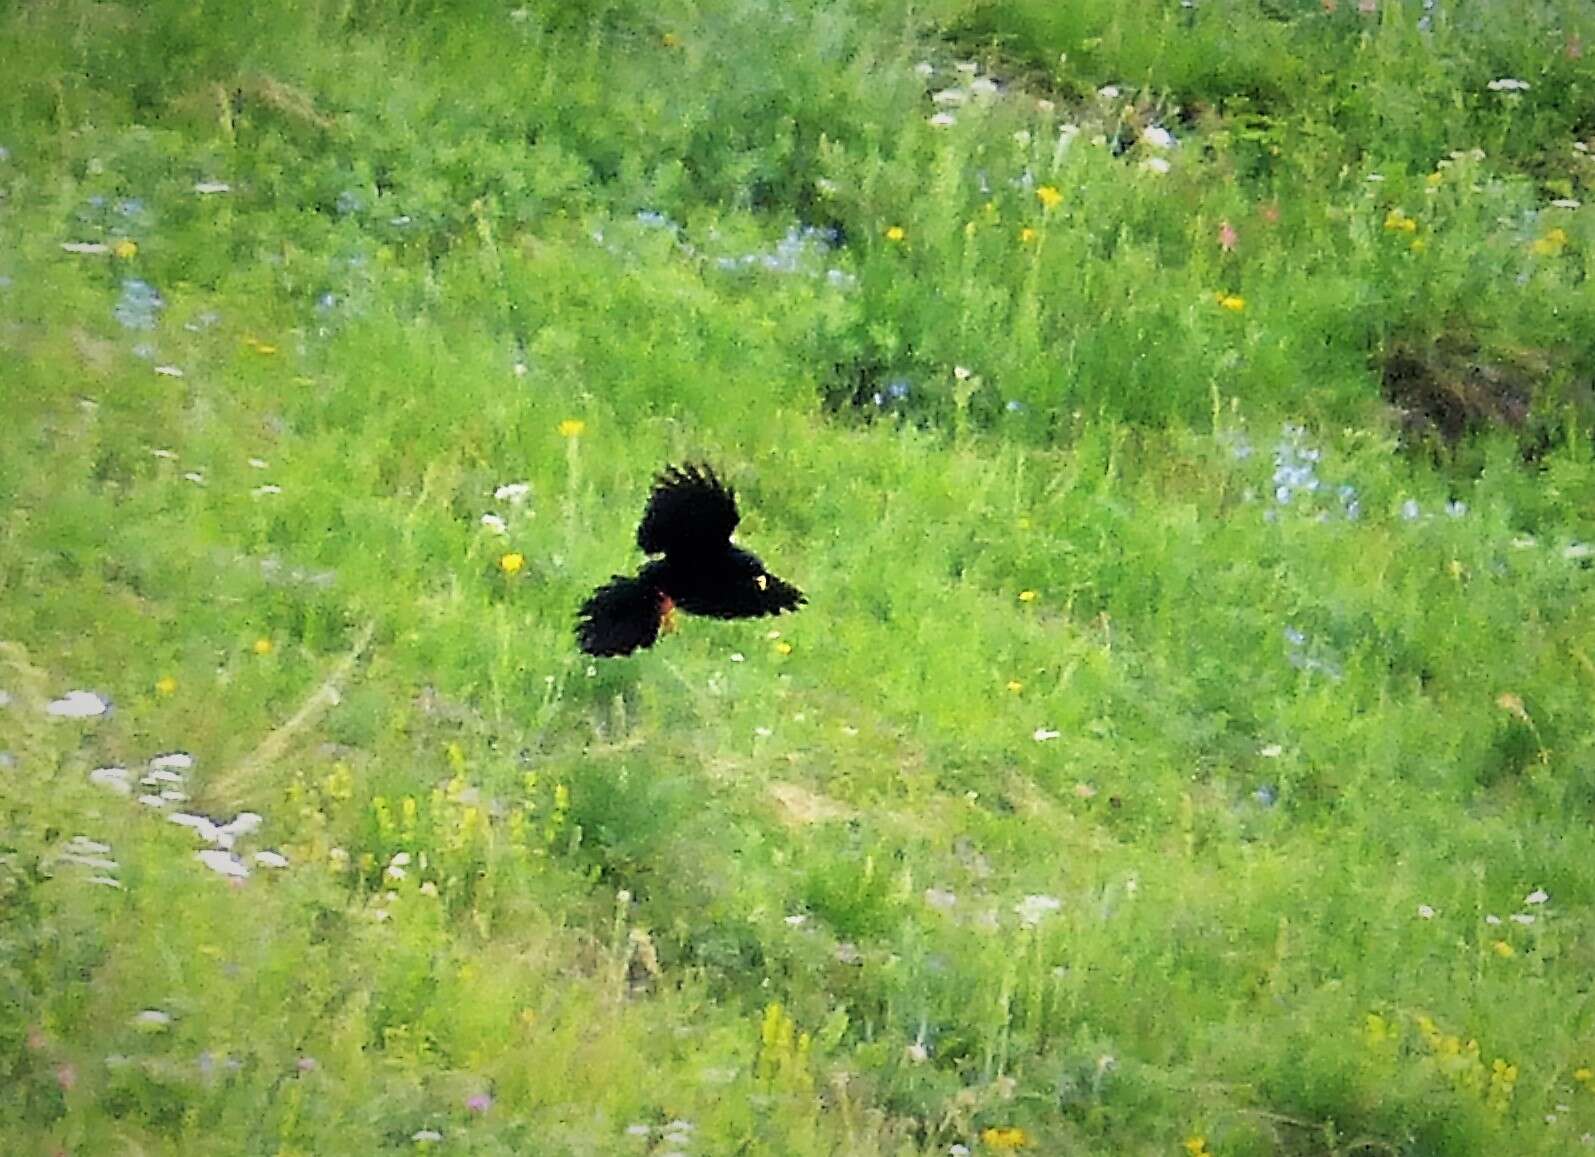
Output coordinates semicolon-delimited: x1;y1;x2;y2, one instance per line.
575;575;668;657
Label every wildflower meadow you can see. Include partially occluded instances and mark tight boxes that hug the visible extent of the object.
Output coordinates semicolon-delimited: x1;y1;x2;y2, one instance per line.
2;1;1593;1153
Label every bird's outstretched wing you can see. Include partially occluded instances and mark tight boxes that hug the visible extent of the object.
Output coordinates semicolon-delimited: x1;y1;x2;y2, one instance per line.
576;575;667;657
636;463;739;558
671;552;806;620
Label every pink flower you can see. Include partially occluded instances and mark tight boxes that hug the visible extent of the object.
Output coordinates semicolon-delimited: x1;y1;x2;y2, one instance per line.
1358;0;1376;11
296;1056;318;1073
56;1063;78;1092
467;1093;492;1113
1218;220;1238;252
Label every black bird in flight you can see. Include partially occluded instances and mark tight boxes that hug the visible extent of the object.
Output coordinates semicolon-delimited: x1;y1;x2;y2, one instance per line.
576;464;806;657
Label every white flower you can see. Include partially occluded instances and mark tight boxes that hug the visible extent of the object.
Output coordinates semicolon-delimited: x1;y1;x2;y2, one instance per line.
1259;743;1284;757
1525;889;1549;905
1485;914;1502;925
385;863;407;880
1141;156;1172;175
1013;129;1032;146
1014;893;1062;926
480;513;508;535
932;88;968;106
1417;904;1436;919
1142;125;1176;150
929;112;957;128
89;766;132;794
1032;727;1060;742
247;457;269;469
754;726;772;738
390;852;411;867
1563;543;1591;561
197;849;249;878
48;690;109;718
254;850;289;869
150;752;194;771
193;181;232;194
412;1130;443;1143
134;1009;172;1027
784;913;808;926
1097;84;1121;100
913;61;934;77
1487;78;1531;92
905;1041;929;1063
494;481;532;504
625;1124;653;1137
730;652;745;663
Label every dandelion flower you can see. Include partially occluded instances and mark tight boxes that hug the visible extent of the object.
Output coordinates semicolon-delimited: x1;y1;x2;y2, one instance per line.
112;239;138;259
558;418;586;438
1035;186;1063;210
155;675;177;696
774;641;793;655
885;225;906;242
1575;1068;1592;1083
1218;294;1245;312
1018;590;1037;602
499;552;525;575
1383;208;1418;233
1006;680;1023;693
1184;1138;1210;1157
1491;940;1515;958
980;1126;1030;1150
661;31;682;47
1018;226;1037;243
253;638;273;655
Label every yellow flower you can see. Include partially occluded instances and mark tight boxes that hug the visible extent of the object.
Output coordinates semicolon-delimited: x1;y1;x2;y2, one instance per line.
1184;1137;1210;1157
1426;171;1445;187
1491;939;1515;957
1218;294;1245;312
1006;680;1023;693
1574;1067;1592;1083
154;675;177;696
499;552;525;575
1035;185;1063;210
1019;226;1037;243
884;225;906;242
243;336;278;354
980;1126;1030;1150
558;419;586;438
1383;208;1418;233
774;641;793;655
112;238;138;259
1530;227;1568;256
252;637;274;655
1410;237;1427;253
1018;590;1037;602
662;31;682;47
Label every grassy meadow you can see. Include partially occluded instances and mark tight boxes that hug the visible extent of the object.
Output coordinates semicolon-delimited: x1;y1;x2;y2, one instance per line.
3;0;1595;1153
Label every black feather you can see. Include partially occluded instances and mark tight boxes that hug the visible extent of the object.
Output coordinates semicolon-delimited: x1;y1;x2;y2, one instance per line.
577;462;805;657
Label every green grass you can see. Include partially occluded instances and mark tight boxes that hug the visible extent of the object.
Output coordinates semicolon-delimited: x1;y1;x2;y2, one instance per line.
2;1;1594;1153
